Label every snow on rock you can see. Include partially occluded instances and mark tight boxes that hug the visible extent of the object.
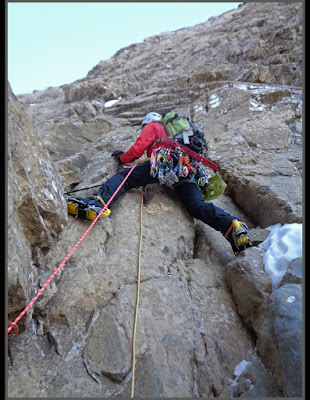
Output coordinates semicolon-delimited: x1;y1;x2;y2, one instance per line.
104;97;122;108
227;359;253;393
258;223;302;289
234;359;252;378
249;98;265;112
209;94;221;108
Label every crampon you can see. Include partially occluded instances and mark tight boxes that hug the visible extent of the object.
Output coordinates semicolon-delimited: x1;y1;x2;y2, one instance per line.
67;195;111;221
225;219;252;254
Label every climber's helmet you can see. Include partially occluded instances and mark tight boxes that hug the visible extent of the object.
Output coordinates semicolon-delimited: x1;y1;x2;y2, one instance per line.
141;112;162;128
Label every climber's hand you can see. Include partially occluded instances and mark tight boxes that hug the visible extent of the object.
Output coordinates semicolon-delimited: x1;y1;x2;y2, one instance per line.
112;150;124;164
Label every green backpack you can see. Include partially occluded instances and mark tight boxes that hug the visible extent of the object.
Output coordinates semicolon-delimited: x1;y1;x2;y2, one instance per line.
158;111;208;154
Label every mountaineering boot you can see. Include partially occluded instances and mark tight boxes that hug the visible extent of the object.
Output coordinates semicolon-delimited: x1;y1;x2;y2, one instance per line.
67;195;111;221
225;219;252;254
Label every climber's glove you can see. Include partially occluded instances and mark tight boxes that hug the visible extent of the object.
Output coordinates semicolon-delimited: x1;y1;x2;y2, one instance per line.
112;150;124;164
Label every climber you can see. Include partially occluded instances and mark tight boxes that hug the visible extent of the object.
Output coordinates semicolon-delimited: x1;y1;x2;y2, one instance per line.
67;112;252;254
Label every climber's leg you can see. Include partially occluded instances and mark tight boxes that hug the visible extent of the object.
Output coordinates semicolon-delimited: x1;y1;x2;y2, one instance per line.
96;161;158;207
174;181;235;234
174;181;252;253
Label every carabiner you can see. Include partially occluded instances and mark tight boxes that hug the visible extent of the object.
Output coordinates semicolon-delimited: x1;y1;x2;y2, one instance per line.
8;322;19;338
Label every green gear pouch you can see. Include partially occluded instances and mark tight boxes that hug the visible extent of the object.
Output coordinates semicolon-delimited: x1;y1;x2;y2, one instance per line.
202;175;227;201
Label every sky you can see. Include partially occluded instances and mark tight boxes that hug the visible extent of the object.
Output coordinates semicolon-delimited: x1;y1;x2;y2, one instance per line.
7;2;242;95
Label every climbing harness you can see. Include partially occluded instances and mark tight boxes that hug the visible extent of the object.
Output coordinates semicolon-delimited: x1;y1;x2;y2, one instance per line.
148;138;229;203
225;219;252;254
130;187;145;398
151;138;217;172
8;165;138;337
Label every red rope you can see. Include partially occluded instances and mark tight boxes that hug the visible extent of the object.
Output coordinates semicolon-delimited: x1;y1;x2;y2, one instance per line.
8;165;137;335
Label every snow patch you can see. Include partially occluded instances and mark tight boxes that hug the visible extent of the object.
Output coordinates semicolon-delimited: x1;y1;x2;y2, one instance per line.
287;296;296;303
258;223;302;289
51;180;58;192
42;188;54;201
209;94;221;108
229;360;252;388
233;82;291;96
194;105;204;112
234;360;251;377
104;97;122;108
233;83;248;91
249;98;264;112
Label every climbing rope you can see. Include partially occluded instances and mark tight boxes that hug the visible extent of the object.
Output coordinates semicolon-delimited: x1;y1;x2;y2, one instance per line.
9;162;146;395
130;186;145;398
8;164;137;336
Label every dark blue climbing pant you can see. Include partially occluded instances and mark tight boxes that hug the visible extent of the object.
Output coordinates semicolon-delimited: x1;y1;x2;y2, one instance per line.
96;162;237;235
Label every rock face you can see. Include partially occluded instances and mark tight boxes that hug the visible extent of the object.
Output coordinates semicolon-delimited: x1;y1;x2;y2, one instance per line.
8;83;67;334
8;2;302;398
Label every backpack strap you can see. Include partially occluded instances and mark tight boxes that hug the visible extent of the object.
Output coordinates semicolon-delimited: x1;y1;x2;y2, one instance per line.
146;137;165;152
164;113;181;125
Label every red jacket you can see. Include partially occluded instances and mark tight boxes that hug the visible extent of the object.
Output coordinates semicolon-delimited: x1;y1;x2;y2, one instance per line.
120;122;174;164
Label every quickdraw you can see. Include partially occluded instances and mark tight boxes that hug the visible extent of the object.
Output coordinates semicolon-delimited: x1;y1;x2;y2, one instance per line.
149;147;208;188
149;138;218;172
150;148;179;186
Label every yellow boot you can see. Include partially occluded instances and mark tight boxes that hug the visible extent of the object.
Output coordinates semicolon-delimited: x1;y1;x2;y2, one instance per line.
67;196;111;221
225;219;252;254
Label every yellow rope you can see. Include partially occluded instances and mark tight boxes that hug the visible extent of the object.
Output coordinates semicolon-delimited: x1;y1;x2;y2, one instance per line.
135;157;151;164
131;187;145;397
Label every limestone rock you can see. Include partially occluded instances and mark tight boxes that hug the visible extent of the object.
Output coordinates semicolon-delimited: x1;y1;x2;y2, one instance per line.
225;245;302;396
8;82;67;331
39;121;112;161
225;247;272;334
279;256;302;285
8;2;302;398
257;283;302;397
248;228;270;246
235;355;282;398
